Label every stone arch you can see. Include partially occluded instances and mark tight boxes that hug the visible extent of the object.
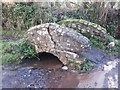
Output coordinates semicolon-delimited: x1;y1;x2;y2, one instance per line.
24;23;90;65
37;52;63;65
58;19;108;43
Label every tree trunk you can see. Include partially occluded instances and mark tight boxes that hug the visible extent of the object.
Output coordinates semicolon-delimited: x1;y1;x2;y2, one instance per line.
115;9;120;39
115;25;120;39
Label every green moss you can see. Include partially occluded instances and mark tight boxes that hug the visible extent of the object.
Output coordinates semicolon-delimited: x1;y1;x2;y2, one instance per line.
57;19;105;31
57;19;87;25
1;39;37;64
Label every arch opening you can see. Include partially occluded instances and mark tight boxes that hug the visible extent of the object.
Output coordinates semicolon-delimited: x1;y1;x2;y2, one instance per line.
21;52;63;69
35;52;63;67
37;52;59;61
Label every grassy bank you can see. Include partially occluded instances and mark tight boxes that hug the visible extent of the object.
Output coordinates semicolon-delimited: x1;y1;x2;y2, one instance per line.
1;39;36;64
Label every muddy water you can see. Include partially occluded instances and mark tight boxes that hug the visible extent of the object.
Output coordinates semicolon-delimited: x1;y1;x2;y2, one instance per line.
2;50;119;88
2;53;80;88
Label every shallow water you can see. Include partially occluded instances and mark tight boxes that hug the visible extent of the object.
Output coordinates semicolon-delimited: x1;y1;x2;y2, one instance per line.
2;53;80;88
2;49;119;88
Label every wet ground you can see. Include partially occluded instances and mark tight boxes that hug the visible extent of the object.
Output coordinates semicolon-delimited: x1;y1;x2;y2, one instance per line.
2;53;80;88
2;48;119;88
77;58;119;88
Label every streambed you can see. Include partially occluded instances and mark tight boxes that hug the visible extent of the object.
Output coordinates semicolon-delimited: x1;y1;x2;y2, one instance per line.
2;47;119;88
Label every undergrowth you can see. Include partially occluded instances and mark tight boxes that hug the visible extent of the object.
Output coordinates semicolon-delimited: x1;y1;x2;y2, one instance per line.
80;59;94;72
90;37;120;53
1;39;36;64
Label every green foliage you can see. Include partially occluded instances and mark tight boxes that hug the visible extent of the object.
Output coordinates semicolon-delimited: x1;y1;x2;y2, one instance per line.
57;2;118;37
1;39;36;64
1;2;119;72
90;37;120;53
90;38;106;49
107;39;120;53
2;2;57;31
103;24;117;36
68;59;94;72
14;39;36;57
80;59;94;72
1;53;20;64
2;2;118;37
58;19;119;52
55;2;100;22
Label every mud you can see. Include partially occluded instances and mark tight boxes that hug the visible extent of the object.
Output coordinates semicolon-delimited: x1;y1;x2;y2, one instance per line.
2;53;80;88
2;48;119;88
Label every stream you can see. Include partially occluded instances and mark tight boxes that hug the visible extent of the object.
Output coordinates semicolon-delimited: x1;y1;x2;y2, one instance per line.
2;47;119;88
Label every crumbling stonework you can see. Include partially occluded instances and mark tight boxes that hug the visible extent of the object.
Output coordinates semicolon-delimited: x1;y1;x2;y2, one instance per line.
24;23;90;65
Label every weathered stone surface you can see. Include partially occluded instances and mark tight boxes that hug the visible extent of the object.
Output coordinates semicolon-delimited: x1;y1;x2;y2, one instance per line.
24;23;90;65
58;19;109;43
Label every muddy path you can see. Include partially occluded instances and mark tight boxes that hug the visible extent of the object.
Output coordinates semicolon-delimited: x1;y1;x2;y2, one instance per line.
2;53;80;88
2;47;119;88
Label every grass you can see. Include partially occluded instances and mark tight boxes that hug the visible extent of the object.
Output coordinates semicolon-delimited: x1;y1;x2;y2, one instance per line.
80;59;95;72
1;29;26;38
90;37;120;53
1;39;37;64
